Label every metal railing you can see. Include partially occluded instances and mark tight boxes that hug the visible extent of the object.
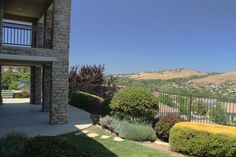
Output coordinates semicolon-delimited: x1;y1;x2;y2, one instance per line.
2;22;52;49
157;91;236;126
69;83;118;98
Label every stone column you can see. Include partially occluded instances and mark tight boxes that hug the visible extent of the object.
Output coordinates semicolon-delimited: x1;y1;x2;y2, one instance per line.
0;0;3;46
0;66;2;105
42;63;51;112
45;8;53;48
35;23;44;48
30;66;42;105
30;67;35;104
49;0;71;124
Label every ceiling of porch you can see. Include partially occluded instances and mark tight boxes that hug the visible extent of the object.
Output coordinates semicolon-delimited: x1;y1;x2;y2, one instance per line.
3;0;52;21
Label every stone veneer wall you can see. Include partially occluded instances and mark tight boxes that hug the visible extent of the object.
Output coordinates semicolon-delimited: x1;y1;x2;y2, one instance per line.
42;63;51;112
0;0;3;46
30;66;42;105
0;1;2;105
0;66;2;105
50;0;71;124
0;0;72;124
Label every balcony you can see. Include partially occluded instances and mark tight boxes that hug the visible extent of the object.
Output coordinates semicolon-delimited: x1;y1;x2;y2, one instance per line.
1;0;53;49
2;21;52;49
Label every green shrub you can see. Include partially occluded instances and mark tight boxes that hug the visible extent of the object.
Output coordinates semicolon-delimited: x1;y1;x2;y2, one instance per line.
69;91;104;114
100;96;112;116
115;120;156;141
169;122;236;157
155;114;185;142
209;102;227;125
158;95;174;107
23;136;87;157
176;96;190;115
14;91;30;98
0;133;28;157
110;87;159;122
99;116;118;131
192;100;208;116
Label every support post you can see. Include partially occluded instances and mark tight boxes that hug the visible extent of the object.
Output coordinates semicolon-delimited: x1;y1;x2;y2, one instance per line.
30;66;42;105
188;95;193;121
0;66;2;105
49;0;71;124
42;63;51;112
0;0;3;47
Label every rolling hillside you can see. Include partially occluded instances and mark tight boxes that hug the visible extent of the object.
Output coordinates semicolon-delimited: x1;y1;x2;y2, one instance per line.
117;69;236;100
191;71;236;84
128;69;208;80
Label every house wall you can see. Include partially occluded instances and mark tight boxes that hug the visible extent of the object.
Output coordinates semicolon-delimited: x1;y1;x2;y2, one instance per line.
0;66;2;105
50;0;71;124
0;0;3;46
30;66;42;105
0;0;72;124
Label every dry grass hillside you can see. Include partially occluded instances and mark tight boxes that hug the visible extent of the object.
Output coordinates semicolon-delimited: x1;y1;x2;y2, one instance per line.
129;69;207;80
191;71;236;84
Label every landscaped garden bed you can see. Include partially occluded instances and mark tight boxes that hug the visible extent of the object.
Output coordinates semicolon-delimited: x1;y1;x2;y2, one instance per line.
68;84;236;157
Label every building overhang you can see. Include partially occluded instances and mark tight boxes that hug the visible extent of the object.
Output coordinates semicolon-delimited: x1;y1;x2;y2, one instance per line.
3;0;52;21
0;54;57;66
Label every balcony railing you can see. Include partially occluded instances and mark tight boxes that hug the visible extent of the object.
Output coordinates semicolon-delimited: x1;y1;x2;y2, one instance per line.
2;22;52;49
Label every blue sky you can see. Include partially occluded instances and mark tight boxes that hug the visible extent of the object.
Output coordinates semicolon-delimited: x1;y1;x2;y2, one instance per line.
70;0;236;74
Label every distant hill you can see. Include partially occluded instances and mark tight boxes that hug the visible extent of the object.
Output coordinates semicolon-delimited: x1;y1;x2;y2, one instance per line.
191;71;236;84
128;69;208;80
116;68;236;100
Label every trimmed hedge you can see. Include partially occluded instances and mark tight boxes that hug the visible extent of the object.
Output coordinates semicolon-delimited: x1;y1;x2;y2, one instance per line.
155;114;184;142
69;91;104;115
0;133;28;157
169;122;236;157
110;87;159;122
23;136;88;157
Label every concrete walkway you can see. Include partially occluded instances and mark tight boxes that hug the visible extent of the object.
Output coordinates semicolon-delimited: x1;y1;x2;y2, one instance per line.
0;101;92;137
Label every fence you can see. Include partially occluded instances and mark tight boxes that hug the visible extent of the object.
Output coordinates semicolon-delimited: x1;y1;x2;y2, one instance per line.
157;91;236;126
69;83;117;98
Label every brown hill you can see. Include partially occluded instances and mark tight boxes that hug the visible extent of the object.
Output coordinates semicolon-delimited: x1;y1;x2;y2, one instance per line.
129;69;207;80
191;71;236;84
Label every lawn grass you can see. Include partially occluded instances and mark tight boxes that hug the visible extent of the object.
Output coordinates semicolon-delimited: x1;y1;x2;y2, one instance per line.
61;126;173;157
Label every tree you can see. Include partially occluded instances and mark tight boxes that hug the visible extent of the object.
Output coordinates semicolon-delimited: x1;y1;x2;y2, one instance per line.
209;102;227;124
176;96;189;115
1;72;19;90
158;94;174;107
193;100;208;116
69;64;105;85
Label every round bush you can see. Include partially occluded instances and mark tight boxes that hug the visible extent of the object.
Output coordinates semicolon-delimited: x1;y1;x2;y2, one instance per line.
23;136;86;157
155;114;184;142
0;133;28;157
110;87;159;121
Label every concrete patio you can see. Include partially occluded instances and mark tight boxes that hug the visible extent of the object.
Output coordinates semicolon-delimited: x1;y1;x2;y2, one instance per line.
0;100;92;137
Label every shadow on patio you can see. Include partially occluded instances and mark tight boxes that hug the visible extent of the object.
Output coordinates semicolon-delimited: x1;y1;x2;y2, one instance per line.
0;99;92;137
